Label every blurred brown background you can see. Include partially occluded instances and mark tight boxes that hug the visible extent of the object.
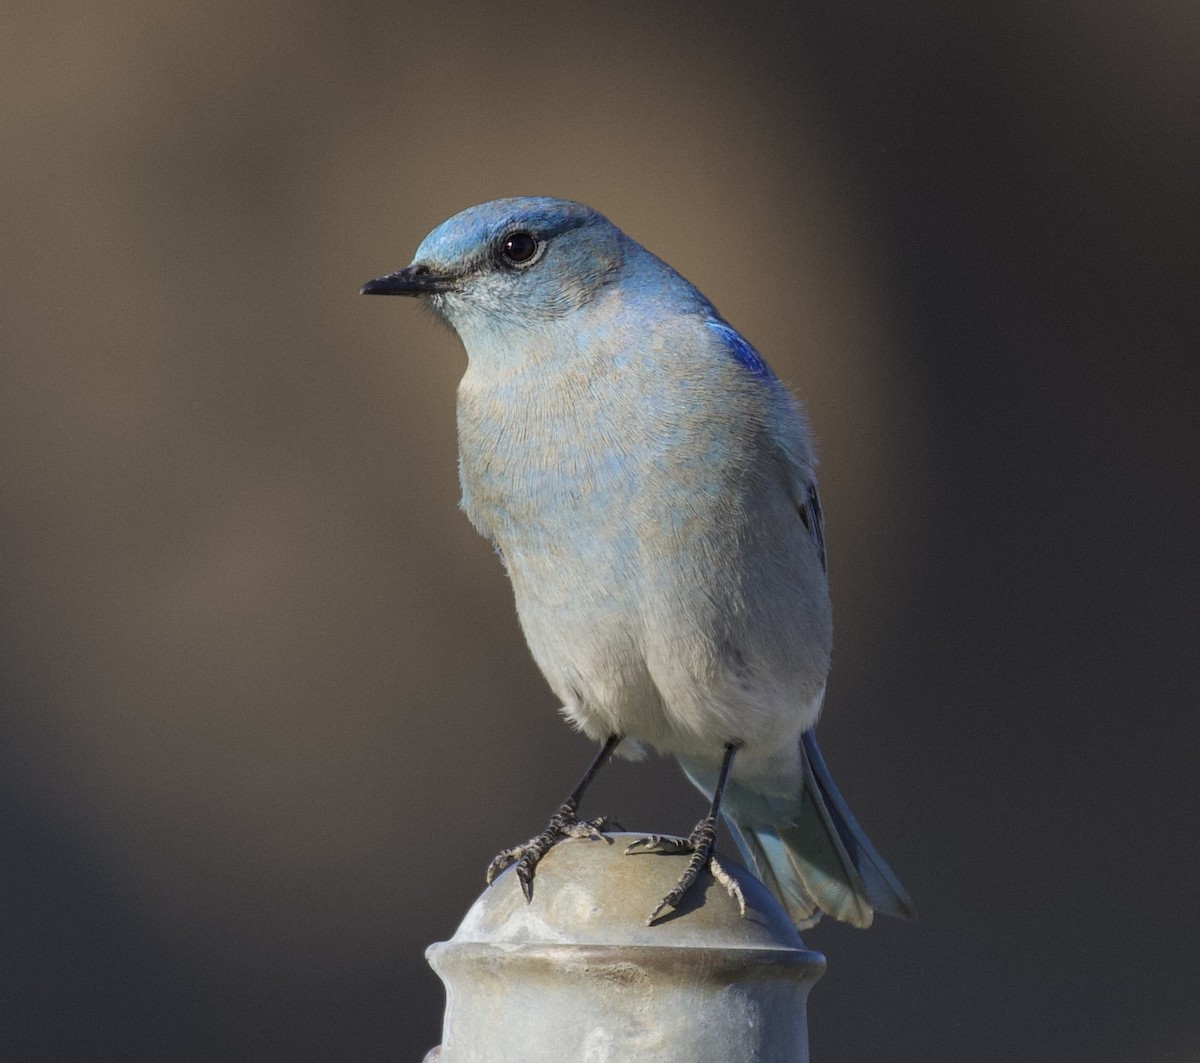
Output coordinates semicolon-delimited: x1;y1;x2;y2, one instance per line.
2;2;1198;1060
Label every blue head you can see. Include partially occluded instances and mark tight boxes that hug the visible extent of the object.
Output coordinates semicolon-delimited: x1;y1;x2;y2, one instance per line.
360;197;646;334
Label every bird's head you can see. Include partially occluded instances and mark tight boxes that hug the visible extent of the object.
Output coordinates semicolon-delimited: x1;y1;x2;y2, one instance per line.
361;197;627;337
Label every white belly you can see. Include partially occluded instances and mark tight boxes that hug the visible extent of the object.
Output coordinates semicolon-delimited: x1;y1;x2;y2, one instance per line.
455;357;830;775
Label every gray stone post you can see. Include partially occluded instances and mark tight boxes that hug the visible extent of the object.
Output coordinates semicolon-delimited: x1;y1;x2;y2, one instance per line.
422;832;825;1062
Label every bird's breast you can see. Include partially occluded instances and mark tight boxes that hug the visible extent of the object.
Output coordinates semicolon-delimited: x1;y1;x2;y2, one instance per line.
452;347;831;757
456;361;647;547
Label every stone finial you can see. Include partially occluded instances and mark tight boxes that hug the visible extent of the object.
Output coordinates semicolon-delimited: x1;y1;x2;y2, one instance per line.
423;833;825;1062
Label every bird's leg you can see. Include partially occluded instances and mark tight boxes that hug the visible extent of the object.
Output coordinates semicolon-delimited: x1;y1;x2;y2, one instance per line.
486;734;622;901
626;742;746;924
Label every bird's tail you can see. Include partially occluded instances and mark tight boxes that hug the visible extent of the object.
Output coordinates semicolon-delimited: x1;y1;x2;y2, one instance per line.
681;730;915;929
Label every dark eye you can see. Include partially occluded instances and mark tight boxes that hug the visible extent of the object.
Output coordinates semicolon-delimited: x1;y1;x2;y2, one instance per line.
500;231;539;265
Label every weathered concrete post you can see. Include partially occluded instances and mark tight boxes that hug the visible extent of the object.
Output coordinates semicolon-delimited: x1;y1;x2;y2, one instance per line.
422;833;825;1062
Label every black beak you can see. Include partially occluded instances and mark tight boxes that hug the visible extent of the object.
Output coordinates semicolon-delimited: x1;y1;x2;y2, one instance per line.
360;265;457;296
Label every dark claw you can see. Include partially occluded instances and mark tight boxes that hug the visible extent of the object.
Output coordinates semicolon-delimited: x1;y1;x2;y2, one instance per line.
486;805;618;900
625;834;692;855
627;817;734;924
516;854;538;901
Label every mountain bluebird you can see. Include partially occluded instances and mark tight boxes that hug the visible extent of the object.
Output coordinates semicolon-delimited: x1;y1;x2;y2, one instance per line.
362;197;913;928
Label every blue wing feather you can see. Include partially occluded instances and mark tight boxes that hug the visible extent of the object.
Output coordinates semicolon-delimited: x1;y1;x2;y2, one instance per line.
706;320;775;380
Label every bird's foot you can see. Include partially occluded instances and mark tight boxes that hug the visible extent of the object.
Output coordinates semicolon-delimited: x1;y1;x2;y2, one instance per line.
626;820;747;924
486;804;620;901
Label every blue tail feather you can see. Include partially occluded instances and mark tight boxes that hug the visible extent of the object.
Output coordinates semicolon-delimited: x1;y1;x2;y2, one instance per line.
681;730;914;929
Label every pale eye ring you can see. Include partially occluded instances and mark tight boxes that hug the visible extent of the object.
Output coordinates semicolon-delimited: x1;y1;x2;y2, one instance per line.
499;231;539;265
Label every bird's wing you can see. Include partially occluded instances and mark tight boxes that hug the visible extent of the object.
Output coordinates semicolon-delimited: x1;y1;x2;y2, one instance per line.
703;317;826;570
796;480;826;571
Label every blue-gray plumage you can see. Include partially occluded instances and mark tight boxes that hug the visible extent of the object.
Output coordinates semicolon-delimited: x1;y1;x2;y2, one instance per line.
362;197;913;929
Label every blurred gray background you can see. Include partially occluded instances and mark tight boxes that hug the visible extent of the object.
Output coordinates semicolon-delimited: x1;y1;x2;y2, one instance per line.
3;2;1197;1060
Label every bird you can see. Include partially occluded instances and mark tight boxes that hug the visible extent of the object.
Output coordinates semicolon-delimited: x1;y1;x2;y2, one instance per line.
362;196;913;929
